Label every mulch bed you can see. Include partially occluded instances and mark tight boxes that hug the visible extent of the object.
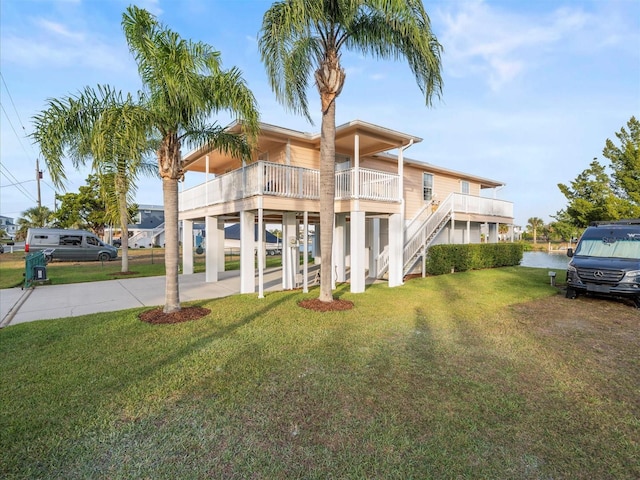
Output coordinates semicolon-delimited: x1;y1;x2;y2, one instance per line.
139;306;211;324
298;298;354;312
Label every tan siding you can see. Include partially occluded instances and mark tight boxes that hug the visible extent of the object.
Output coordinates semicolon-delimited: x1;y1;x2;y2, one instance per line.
289;143;320;169
403;165;487;220
360;156;396;173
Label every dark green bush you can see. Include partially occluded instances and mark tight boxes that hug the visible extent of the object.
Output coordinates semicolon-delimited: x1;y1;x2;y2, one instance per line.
425;243;524;275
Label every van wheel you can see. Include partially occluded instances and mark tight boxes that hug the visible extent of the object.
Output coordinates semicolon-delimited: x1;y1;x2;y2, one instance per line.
634;296;640;309
565;287;577;300
98;253;110;262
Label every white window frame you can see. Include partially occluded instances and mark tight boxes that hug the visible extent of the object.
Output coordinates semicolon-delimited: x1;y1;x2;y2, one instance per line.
423;173;434;202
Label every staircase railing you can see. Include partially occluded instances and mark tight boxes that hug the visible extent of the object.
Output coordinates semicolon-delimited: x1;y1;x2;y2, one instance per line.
127;222;165;247
402;193;454;275
376;245;390;278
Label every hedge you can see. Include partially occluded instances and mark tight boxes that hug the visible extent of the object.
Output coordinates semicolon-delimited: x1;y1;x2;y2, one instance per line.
425;243;524;276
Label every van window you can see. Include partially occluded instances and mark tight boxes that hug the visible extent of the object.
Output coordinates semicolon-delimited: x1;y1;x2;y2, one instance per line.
86;236;99;246
575;236;640;259
60;235;82;245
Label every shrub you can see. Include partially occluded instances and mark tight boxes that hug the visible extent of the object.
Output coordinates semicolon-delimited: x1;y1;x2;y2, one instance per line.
425;243;524;275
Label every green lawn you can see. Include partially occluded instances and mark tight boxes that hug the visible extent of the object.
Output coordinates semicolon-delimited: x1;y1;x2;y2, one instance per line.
1;267;638;479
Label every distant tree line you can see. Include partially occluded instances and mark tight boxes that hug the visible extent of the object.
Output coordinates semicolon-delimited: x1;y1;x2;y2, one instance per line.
524;116;639;243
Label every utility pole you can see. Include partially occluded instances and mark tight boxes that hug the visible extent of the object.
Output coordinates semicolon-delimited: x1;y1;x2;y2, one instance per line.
36;158;42;208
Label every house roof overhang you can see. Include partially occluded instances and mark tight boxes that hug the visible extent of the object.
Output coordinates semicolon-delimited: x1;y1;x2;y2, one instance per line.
372;152;506;189
181;119;423;173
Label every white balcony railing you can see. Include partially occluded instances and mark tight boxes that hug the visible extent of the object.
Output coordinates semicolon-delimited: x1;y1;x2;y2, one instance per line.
180;161;400;211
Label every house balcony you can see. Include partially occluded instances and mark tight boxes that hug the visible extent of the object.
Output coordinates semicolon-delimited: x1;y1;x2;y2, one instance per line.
179;161;400;216
451;192;513;220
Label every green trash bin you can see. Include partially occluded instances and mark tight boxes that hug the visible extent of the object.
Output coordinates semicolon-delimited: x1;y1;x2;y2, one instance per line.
24;251;48;288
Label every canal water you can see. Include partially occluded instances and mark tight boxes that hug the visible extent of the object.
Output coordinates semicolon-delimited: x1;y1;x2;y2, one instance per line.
521;251;570;270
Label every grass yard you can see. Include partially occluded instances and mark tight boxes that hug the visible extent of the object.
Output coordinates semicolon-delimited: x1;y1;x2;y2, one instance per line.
0;267;638;479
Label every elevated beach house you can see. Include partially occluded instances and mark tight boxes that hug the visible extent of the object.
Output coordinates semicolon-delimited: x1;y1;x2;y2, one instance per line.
179;120;514;296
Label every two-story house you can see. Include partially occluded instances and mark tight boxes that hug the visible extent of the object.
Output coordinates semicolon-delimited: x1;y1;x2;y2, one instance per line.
178;120;514;297
107;205;166;248
0;215;18;240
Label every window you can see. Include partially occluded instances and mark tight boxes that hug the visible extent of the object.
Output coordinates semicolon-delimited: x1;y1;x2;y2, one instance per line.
60;235;82;245
461;180;470;195
335;154;351;171
423;173;433;201
86;236;99;246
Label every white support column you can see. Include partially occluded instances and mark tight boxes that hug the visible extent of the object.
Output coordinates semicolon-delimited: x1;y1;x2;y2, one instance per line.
182;219;194;275
490;223;498;243
257;207;264;298
368;218;380;279
282;212;298;290
449;213;455;244
466;220;471;244
350;211;366;293
240;210;255;294
388;213;403;287
354;134;360;211
334;214;347;283
303;211;309;293
313;223;320;264
205;155;210;206
205;216;224;282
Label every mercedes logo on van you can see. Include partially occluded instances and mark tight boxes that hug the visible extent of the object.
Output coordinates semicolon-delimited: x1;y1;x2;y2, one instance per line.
593;271;604;278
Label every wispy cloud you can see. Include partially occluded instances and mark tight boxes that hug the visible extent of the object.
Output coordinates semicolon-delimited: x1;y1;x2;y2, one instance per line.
34;18;85;41
436;0;591;91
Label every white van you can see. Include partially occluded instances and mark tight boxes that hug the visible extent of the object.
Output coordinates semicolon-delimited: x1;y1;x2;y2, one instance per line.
25;228;118;262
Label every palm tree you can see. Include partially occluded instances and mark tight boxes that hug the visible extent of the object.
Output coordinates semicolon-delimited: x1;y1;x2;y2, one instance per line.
15;206;55;240
33;7;259;313
32;86;156;273
121;6;259;313
527;217;545;244
259;0;442;302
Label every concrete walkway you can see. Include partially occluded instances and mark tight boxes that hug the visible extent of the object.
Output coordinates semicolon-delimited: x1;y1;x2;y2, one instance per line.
0;268;287;327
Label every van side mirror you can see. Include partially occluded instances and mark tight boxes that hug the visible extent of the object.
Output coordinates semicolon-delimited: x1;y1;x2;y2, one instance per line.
566;248;573;258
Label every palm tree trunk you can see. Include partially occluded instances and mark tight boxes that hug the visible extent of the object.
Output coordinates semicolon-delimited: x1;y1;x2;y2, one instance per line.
319;100;336;302
163;177;181;313
118;188;130;273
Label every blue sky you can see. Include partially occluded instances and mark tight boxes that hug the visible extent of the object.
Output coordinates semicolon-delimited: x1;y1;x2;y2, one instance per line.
1;0;639;228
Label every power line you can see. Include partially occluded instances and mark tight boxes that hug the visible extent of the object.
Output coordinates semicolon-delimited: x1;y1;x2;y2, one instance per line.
0;71;38;158
0;163;38;203
0;102;34;162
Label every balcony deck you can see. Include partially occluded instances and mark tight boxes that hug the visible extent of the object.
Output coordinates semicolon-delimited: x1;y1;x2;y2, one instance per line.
179;161;400;214
179;161;513;223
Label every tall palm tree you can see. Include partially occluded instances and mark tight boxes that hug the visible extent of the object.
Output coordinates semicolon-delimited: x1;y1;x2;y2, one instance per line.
259;0;443;302
15;206;55;241
32;85;156;273
527;217;545;244
33;7;258;313
121;6;259;313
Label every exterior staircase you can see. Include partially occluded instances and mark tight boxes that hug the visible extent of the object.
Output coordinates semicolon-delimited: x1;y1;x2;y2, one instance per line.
376;193;455;279
127;222;165;248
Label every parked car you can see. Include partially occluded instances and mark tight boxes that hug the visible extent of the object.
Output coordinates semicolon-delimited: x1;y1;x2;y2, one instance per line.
566;219;640;308
25;228;118;262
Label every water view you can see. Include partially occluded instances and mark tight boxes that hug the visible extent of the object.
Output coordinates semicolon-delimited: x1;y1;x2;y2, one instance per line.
521;251;570;270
